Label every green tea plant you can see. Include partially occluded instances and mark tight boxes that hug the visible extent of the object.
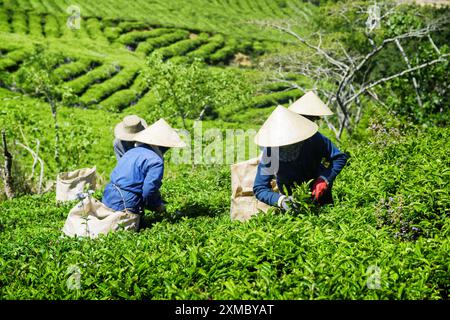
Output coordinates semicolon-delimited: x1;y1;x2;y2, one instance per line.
12;46;79;169
144;53;252;127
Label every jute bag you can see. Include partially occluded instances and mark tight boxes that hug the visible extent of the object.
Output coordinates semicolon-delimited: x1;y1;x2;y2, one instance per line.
62;195;140;238
56;167;97;202
230;157;277;222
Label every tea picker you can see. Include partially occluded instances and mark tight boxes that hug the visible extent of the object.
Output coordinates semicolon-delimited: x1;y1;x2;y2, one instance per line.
253;105;348;210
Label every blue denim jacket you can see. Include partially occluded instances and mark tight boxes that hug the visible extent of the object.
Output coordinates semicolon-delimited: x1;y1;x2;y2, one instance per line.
102;145;164;213
253;132;348;206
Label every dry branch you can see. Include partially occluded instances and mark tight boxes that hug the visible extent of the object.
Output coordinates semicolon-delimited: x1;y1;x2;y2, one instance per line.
1;129;14;199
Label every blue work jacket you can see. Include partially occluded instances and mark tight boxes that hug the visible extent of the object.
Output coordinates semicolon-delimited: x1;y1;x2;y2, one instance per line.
102;145;164;213
253;132;348;206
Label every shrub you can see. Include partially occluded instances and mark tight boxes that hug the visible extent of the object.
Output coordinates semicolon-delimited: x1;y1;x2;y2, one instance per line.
53;59;101;81
251;89;302;108
11;11;27;34
209;38;238;64
43;14;60;38
136;30;190;56
155;34;208;60
86;18;108;42
66;63;120;95
0;8;10;32
117;28;172;46
28;14;44;37
186;34;225;62
80;67;139;106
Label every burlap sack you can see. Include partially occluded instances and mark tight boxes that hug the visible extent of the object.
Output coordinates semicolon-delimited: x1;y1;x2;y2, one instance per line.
62;196;140;238
56;167;97;201
230;157;278;222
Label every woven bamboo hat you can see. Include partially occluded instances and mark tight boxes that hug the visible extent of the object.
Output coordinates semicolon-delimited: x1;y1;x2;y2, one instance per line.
114;115;148;141
254;105;318;147
288;91;333;116
133;118;186;148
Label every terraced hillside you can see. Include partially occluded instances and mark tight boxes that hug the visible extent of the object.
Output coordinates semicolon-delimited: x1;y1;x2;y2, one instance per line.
0;3;306;114
0;0;317;40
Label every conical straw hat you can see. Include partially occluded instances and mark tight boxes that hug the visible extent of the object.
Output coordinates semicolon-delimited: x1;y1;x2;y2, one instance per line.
133;118;186;148
114;115;148;141
289;91;333;116
254;105;318;147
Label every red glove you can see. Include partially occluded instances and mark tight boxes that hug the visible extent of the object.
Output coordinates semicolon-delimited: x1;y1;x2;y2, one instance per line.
311;177;328;201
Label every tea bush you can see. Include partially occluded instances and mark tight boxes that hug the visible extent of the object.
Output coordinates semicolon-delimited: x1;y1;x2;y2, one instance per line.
80;67;139;106
0;121;448;299
136;30;190;55
67;64;120;95
0;0;448;301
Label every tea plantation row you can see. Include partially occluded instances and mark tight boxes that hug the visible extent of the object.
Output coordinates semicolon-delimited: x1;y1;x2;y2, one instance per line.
0;123;448;299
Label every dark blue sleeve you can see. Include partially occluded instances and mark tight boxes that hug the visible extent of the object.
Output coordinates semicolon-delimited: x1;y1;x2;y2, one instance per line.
114;139;135;160
113;139;125;160
317;133;348;184
253;149;281;207
142;159;164;210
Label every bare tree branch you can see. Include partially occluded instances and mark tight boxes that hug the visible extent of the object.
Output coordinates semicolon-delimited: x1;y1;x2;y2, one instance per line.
16;140;45;194
1;129;14;199
395;39;423;107
346;54;449;105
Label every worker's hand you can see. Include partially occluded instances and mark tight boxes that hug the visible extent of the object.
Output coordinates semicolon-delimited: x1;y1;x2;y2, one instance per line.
311;177;328;201
280;196;298;212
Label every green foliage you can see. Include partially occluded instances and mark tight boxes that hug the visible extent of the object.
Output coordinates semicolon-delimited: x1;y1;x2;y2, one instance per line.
117;28;173;46
0;124;448;299
0;0;448;301
53;59;101;81
251;89;302;109
144;54;252;126
135;30;190;55
66;63;120;96
80;67;139;107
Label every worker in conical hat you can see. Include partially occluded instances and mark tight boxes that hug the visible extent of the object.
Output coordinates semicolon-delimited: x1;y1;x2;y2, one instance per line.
253;106;348;210
113;115;148;160
102;118;186;214
288;91;333;122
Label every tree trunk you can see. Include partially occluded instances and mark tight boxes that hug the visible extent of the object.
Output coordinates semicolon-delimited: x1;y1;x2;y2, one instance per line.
50;101;60;167
1;129;15;199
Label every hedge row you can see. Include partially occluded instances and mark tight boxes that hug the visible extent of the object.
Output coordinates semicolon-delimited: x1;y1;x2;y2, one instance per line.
251;89;302;108
66;63;120;95
156;34;208;60
103;20;152;41
53;59;101;81
129;71;149;93
43;14;60;38
99;71;149;112
80;67;139;106
28;14;44;37
136;30;190;55
186;34;225;61
98;89;138;112
11;11;27;35
0;49;30;72
117;21;151;33
103;26;121;42
0;9;9;32
86;18;108;42
209;37;238;64
261;82;295;93
118;28;172;46
132;89;156;111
